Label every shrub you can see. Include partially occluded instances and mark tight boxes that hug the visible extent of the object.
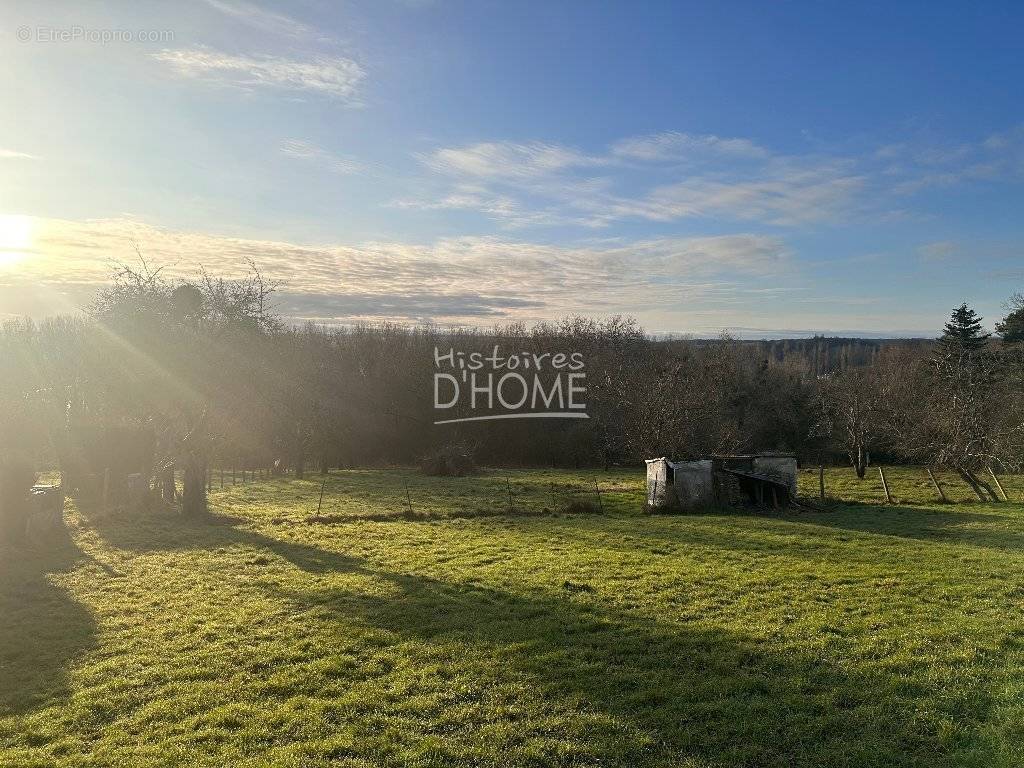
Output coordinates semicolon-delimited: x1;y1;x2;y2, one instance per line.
420;443;478;477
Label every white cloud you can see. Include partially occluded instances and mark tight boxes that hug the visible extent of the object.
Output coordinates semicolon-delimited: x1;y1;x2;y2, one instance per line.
201;0;327;40
417;134;863;228
0;149;37;160
392;183;574;229
151;48;364;102
416;125;1024;230
423;142;602;180
884;125;1024;194
616;163;865;226
280;139;360;174
4;216;791;326
610;131;767;162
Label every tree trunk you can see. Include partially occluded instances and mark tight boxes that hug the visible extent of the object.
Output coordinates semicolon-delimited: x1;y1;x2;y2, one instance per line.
293;424;305;479
853;444;866;479
956;467;995;502
162;465;176;504
181;454;207;517
967;469;1001;502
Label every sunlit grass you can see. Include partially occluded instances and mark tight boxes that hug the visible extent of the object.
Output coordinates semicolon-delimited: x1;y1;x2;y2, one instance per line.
2;466;1023;766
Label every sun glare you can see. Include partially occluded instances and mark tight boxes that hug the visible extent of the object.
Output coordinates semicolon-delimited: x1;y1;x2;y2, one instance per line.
0;214;34;268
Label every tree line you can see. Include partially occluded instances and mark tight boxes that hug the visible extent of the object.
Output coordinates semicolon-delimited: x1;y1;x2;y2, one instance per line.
1;262;1022;530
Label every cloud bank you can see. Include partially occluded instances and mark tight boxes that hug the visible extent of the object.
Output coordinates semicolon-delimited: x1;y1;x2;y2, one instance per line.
2;216;791;327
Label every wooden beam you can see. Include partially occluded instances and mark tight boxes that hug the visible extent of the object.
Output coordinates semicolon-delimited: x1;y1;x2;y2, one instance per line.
926;467;948;503
878;466;893;504
988;467;1009;502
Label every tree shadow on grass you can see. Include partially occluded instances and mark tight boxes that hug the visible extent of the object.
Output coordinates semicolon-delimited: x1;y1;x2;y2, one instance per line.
0;528;98;716
598;500;1024;555
70;501;1008;764
79;505;363;575
271;569;998;768
775;501;1024;551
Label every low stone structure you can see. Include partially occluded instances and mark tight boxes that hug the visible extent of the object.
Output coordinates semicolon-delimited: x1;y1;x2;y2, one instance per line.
646;453;798;511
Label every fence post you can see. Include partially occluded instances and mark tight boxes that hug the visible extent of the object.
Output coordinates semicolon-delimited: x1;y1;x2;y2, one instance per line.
988;468;1009;502
879;466;893;504
594;480;604;513
506;477;514;512
316;476;327;517
926;467;947;503
818;466;825;500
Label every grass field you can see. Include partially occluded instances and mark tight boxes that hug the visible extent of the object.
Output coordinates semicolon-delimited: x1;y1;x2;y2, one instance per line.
3;465;1024;767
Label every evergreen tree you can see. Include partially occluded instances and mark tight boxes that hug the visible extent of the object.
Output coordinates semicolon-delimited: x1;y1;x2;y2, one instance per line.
995;294;1024;344
937;303;990;354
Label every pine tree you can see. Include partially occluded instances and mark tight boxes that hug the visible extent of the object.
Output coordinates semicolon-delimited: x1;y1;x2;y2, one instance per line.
995;294;1024;344
937;303;990;354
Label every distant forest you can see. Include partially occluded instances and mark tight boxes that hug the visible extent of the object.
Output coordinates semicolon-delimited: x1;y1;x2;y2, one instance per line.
681;337;935;377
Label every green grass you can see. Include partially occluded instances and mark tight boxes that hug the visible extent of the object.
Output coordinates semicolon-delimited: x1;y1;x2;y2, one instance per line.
2;466;1024;767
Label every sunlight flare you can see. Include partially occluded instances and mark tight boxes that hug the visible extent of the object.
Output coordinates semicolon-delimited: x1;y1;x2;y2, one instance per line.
0;214;34;268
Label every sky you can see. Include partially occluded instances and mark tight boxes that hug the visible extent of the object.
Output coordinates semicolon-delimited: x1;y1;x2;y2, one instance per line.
1;0;1022;337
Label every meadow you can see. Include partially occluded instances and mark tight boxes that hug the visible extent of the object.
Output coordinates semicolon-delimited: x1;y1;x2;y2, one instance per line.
2;466;1024;767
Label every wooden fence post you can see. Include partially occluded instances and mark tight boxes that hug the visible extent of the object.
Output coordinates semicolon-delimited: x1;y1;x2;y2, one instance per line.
926;467;947;503
818;466;825;500
988;468;1009;502
506;477;514;512
594;480;604;513
316;476;327;517
879;466;893;504
957;468;988;502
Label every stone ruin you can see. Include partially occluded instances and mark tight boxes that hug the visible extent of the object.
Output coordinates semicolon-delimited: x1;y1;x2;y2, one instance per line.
645;453;798;511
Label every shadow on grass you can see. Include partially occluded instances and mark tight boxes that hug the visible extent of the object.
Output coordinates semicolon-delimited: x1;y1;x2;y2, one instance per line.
73;502;1005;765
776;500;1024;551
271;569;995;767
79;504;363;575
626;499;1024;554
0;528;98;716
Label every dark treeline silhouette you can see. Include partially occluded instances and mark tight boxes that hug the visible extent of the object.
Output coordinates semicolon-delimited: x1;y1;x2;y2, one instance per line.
1;263;1022;526
677;337;934;378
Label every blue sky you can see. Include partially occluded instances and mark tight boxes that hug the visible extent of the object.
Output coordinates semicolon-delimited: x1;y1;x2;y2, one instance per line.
1;0;1022;336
